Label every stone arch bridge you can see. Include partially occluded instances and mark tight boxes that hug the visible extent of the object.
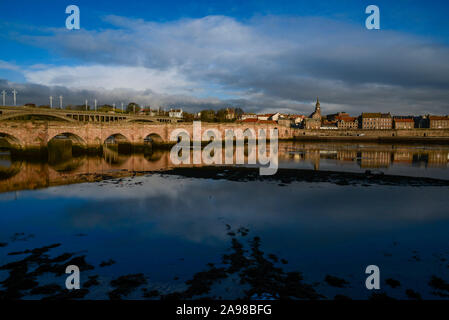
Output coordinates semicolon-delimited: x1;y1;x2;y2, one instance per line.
0;106;176;124
0;120;295;151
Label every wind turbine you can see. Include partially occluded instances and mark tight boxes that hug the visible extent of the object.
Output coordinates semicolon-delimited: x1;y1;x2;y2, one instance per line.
94;99;97;111
11;89;17;106
59;96;63;109
1;90;6;106
49;96;53;109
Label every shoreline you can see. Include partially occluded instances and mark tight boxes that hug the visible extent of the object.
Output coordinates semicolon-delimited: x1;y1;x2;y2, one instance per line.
152;166;449;187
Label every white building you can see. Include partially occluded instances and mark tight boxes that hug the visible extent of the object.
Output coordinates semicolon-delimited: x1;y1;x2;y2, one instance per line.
169;108;183;118
240;113;257;120
257;112;281;121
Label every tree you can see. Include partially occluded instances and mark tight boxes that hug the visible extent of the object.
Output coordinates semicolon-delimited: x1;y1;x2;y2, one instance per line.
182;112;195;122
235;107;244;117
126;102;141;114
216;108;228;122
65;104;87;111
98;104;113;112
200;109;215;122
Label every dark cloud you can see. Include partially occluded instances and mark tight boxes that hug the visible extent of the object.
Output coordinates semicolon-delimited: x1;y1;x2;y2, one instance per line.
4;15;449;115
0;79;236;112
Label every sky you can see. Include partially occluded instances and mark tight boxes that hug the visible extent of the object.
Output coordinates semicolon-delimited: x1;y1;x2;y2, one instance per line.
0;0;449;115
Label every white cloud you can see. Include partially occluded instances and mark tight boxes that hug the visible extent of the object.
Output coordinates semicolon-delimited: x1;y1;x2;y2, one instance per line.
24;65;196;95
0;60;21;71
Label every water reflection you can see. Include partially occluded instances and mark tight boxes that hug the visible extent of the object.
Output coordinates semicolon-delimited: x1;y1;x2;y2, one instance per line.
0;141;449;193
279;142;449;176
0;150;22;180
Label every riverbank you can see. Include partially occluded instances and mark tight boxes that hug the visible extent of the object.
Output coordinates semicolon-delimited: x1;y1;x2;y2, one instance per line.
294;135;449;144
293;128;449;144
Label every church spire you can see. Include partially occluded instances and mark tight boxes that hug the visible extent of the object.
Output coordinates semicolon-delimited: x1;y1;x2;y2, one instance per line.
309;96;322;119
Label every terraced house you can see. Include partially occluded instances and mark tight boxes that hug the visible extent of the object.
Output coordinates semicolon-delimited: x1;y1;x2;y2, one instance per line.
361;113;393;130
394;117;415;129
336;116;358;129
428;116;449;129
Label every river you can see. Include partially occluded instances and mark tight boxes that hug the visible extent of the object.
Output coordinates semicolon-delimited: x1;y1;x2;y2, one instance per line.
1;141;449;300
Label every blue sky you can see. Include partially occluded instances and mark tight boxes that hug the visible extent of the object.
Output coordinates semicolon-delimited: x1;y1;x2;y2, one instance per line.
1;0;449;114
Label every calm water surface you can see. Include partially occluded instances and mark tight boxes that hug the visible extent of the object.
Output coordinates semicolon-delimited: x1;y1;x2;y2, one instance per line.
1;141;449;299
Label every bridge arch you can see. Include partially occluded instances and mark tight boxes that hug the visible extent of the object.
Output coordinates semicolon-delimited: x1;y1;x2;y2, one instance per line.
104;133;132;154
0;111;75;122
49;132;87;146
104;133;131;145
126;118;157;123
144;133;164;145
0;132;23;150
242;128;257;141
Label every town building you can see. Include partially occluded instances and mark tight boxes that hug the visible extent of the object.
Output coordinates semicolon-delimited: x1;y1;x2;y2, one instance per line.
169;108;183;118
429;116;449;129
303;97;322;129
414;116;428;128
394;117;415;129
224;108;236;120
238;118;258;123
239;113;257;120
289;115;305;126
257;112;281;121
320;120;338;130
361;113;393;129
327;112;349;122
337;116;358;129
277;118;293;127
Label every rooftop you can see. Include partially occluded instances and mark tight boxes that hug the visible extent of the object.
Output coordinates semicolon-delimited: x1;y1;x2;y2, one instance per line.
429;116;449;120
394;118;414;122
362;112;391;118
